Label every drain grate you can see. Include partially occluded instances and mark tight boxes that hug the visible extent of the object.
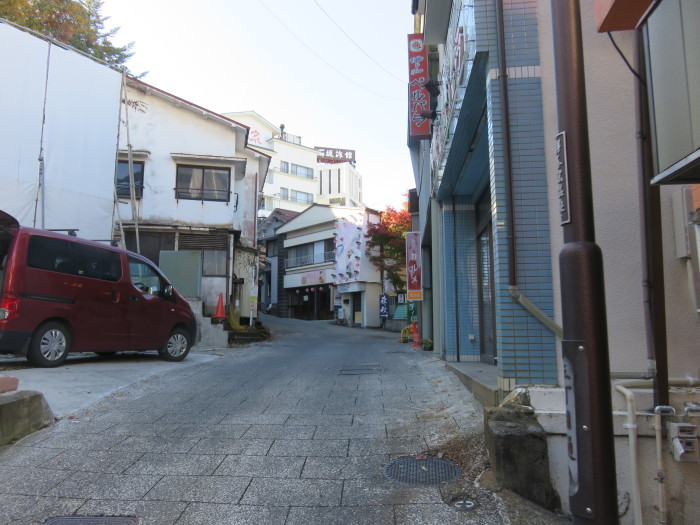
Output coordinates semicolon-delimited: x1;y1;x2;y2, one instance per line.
45;518;138;524
383;455;462;486
338;363;382;375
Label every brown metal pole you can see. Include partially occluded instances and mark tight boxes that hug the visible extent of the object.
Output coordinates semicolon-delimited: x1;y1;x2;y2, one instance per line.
550;1;619;523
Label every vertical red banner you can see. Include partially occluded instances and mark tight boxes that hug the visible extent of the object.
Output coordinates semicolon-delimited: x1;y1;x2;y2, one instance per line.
406;231;423;301
407;34;431;141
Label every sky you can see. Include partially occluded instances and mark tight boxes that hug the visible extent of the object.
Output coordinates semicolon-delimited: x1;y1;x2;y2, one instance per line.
100;0;417;210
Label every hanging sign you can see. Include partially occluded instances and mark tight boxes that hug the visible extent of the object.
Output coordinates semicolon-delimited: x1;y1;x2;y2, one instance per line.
379;294;389;319
408;34;432;141
406;231;423;301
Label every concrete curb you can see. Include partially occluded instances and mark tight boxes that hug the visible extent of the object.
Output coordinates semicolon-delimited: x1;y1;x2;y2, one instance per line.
0;390;55;446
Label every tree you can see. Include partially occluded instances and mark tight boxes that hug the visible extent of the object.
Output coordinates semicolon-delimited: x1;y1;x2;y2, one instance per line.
365;200;411;290
0;0;134;69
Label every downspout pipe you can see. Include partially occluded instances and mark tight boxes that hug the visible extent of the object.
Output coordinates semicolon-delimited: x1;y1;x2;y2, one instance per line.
634;29;669;406
452;196;461;362
495;0;517;288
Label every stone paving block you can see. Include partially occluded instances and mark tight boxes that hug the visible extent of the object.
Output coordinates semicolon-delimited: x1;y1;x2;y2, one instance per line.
51;418;119;434
46;471;161;500
189;437;273;455
301;455;389;480
214;455;305;478
286;504;395;525
41;449;143;473
241;424;315;439
296;397;331;407
112;435;200;454
176;423;251;439
233;402;275;413
153;412;228;425
169;502;288;525
264;404;326;415
313;423;386;439
0;445;60;467
240;478;343;506
217;413;288;426
125;452;225;475
27;432;128;451
267;438;348;457
0;495;86;525
144;474;251;504
348;437;427;456
77;499;188;525
342;477;443;506
286;414;353;427
93;411;167;424
322;404;385;416
353;413;415;426
98;422;183;437
0;465;73;495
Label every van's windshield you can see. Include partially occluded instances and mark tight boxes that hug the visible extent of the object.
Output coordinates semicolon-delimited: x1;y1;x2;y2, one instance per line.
0;229;12;293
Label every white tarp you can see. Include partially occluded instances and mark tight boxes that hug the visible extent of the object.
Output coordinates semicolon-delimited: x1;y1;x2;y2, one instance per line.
0;21;122;241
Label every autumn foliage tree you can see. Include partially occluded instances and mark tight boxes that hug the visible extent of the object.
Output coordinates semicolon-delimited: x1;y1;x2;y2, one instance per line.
0;0;134;69
365;200;411;290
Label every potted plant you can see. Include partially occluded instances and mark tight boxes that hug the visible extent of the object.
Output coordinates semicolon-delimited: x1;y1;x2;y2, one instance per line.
421;339;433;351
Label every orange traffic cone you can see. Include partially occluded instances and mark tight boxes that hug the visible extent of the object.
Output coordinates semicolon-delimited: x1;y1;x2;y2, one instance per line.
213;292;226;319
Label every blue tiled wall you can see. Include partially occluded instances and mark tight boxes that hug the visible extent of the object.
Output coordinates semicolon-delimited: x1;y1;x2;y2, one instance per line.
443;0;558;385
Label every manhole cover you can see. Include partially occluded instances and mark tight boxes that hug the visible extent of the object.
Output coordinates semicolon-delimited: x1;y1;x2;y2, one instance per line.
45;518;138;524
383;455;462;486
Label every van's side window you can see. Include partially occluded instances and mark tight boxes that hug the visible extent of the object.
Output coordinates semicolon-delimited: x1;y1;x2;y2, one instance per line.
128;257;164;295
27;236;76;275
27;236;122;282
76;244;122;282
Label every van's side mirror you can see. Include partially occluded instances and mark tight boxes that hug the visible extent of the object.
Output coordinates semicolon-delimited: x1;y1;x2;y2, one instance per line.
164;284;174;299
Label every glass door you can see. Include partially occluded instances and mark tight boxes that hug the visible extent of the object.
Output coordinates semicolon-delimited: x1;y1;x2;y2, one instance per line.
477;223;497;365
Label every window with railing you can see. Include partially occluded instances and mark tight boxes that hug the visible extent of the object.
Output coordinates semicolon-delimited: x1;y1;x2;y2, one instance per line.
175;165;230;202
284;243;335;268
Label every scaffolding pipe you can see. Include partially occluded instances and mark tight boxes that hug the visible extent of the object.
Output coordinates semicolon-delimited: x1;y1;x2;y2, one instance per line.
121;71;140;254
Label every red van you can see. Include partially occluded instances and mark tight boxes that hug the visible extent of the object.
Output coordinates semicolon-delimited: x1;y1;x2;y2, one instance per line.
0;210;197;367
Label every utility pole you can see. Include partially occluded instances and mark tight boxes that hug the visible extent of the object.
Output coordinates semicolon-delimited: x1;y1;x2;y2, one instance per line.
550;1;619;523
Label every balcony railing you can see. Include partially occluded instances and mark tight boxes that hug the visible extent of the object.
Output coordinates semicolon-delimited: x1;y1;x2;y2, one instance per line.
284;250;335;269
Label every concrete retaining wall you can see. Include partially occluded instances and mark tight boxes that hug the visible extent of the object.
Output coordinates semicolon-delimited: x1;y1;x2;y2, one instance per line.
0;391;55;447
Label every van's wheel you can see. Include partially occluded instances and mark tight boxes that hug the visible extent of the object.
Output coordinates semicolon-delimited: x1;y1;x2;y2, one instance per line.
159;327;191;362
27;321;71;367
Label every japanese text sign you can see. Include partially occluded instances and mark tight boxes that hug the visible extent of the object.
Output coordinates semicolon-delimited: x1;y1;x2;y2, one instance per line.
379;294;389;319
406;231;423;301
408;34;431;141
315;147;355;164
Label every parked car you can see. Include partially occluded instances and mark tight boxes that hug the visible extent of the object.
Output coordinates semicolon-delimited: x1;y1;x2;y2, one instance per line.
0;210;196;367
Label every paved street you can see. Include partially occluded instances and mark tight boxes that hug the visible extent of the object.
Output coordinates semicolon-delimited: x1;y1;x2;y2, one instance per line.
0;315;569;524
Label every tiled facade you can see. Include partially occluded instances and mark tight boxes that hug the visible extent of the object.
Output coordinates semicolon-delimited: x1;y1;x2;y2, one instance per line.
421;0;557;389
